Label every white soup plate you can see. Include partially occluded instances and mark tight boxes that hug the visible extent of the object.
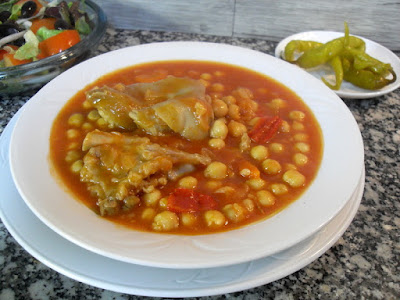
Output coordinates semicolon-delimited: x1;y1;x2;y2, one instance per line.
9;42;364;269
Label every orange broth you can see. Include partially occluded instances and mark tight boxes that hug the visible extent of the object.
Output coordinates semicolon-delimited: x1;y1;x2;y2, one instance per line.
49;60;323;235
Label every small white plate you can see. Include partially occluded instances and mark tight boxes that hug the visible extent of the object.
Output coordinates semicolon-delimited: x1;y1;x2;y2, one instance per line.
275;31;400;99
9;42;364;269
0;112;365;297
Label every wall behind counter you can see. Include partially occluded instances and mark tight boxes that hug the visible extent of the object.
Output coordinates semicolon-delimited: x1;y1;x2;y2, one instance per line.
96;0;400;51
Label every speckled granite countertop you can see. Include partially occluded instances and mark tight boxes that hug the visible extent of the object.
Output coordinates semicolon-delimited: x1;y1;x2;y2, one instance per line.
0;26;399;300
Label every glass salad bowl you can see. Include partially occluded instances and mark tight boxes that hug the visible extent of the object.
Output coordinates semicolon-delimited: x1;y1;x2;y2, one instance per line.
0;0;107;95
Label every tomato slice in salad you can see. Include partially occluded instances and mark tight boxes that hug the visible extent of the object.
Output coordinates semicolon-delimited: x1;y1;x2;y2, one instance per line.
38;30;81;58
3;53;32;67
30;18;57;34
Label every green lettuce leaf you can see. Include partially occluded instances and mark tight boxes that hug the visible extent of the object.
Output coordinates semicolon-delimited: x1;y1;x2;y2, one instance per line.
75;16;90;35
14;30;39;60
0;0;18;12
36;27;63;41
9;3;22;20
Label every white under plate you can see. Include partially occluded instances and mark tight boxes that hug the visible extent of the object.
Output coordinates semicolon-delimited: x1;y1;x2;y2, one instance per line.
275;31;400;99
9;42;364;269
0;111;365;297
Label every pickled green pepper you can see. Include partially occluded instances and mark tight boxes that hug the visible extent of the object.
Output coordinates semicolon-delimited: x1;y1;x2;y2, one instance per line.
281;22;395;91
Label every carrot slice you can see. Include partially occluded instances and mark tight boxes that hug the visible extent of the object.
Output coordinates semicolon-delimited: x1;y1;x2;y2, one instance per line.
248;116;283;144
167;188;217;213
236;160;260;178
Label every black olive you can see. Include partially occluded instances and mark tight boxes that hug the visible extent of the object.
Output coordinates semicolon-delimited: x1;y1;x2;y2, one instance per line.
0;10;11;23
20;1;37;18
12;37;25;47
54;19;71;30
0;23;20;38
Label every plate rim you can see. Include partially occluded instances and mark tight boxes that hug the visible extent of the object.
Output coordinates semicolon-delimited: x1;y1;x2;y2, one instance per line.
274;30;400;99
8;41;365;269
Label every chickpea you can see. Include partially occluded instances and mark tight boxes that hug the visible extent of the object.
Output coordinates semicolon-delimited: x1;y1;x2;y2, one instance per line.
209;93;222;100
67;142;79;150
210;119;228;139
143;185;155;194
65;150;80;163
66;129;79;139
294;133;308;142
152;211;179;231
257;190;276;206
82;122;93;131
283;170;306;187
82;100;92;109
143;189;162;206
68;113;84;127
97;118;108;128
200;73;212;80
208;138;225;150
248;117;260;127
242;199;255;212
294;142;310;153
205;180;223;190
261;159;281;175
142;208;156;220
240;168;251;178
212;99;228;117
228;104;241;120
250;145;269;161
269;143;284;154
214;70;224;77
211;83;225;92
246;178;266;190
234;87;253;100
123;195;140;209
269;98;286;111
270;183;289;195
159;197;168;209
223;203;246;223
239;133;251;152
87;110;100;121
214;186;235;195
222;95;236;105
70;160;83;173
284;163;297;170
289;110;306;121
249;100;259;111
199;79;210;87
293;153;308;166
181;213;197;226
178;176;198;189
204;210;226;228
228;120;247;137
204;162;227;179
280;120;290;133
292;121;305;131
